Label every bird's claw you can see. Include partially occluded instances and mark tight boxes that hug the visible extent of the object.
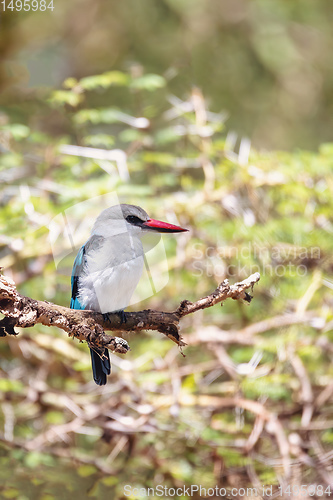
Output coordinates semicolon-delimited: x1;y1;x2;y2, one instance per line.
102;313;111;323
116;310;127;324
102;310;127;324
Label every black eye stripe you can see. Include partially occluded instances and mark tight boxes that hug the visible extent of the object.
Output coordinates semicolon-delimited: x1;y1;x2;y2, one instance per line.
126;215;144;225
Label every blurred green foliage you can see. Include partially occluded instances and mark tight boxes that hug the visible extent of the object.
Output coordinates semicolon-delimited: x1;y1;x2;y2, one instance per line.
1;67;333;497
1;1;333;497
2;0;333;149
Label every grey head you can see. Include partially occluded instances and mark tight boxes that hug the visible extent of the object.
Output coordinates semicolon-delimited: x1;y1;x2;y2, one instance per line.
92;204;149;237
92;203;188;237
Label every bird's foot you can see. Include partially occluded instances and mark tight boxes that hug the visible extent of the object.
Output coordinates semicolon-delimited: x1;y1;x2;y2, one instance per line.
116;310;127;324
102;313;111;323
102;310;127;324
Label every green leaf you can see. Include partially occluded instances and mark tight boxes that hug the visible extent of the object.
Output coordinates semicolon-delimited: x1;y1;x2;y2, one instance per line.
83;134;115;148
49;90;83;107
79;71;129;90
0;379;24;393
63;77;79;89
1;124;30;140
24;452;54;468
241;376;290;401
73;108;124;125
45;411;66;425
130;74;166;91
77;465;98;477
322;430;333;443
2;489;20;499
155;127;182;144
101;476;119;486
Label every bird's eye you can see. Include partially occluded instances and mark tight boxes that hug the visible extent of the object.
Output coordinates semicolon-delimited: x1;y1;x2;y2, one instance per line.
126;215;143;225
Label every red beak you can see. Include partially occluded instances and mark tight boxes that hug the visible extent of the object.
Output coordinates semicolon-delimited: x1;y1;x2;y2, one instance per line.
142;218;188;233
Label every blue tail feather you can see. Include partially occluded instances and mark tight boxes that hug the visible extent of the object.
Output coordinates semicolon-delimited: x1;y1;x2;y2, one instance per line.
71;243;111;386
90;348;111;386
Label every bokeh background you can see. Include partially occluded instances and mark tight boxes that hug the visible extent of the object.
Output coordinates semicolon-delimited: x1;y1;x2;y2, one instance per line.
1;1;333;498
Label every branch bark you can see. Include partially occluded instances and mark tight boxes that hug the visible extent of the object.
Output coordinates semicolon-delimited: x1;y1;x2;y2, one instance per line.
0;271;260;354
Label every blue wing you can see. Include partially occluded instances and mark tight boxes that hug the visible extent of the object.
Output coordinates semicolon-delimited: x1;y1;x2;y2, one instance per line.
70;240;111;385
70;244;85;310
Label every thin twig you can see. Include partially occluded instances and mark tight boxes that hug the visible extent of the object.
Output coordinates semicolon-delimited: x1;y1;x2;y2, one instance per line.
288;347;314;428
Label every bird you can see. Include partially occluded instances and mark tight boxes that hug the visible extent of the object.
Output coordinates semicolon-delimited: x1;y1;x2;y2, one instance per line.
70;204;188;385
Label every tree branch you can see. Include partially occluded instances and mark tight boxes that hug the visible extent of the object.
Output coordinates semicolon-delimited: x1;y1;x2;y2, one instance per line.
0;271;260;354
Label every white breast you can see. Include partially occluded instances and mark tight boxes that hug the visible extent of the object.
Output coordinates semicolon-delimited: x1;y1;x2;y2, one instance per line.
78;233;144;313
